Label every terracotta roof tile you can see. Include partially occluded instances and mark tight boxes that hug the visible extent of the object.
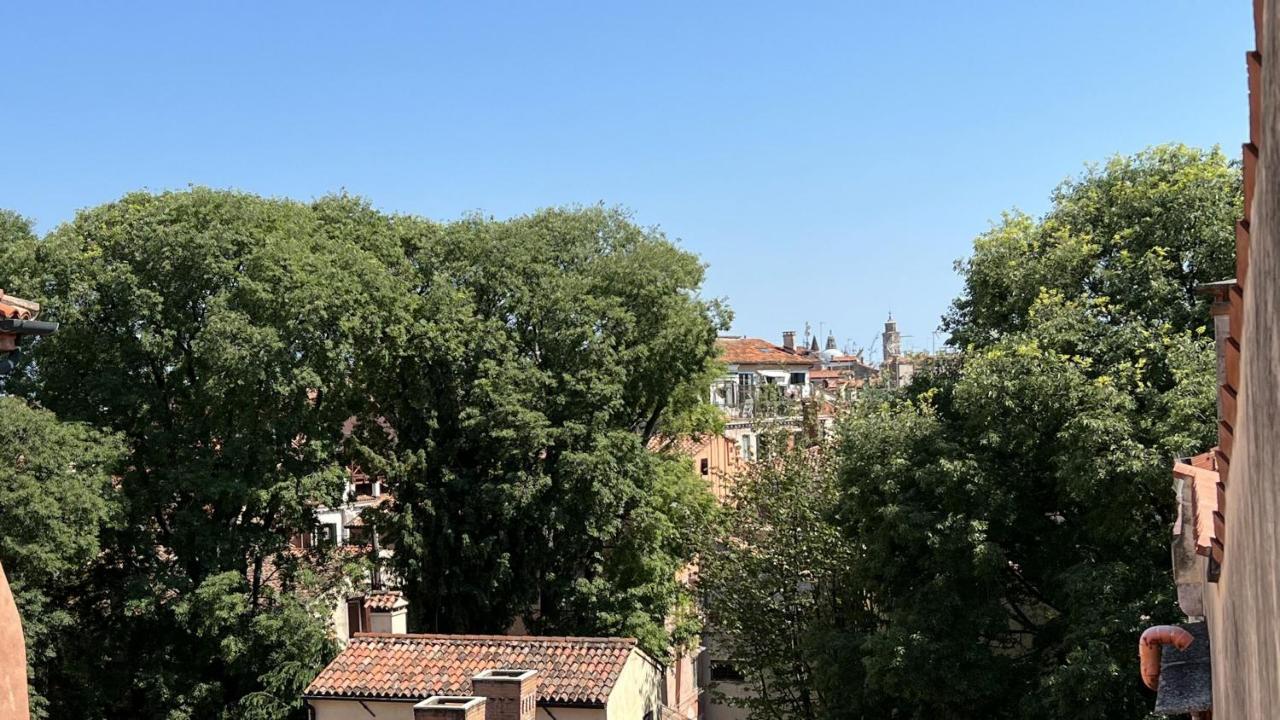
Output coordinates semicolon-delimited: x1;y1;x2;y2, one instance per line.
716;337;812;366
1174;451;1220;556
364;592;407;612
305;633;639;705
808;369;841;380
0;291;38;320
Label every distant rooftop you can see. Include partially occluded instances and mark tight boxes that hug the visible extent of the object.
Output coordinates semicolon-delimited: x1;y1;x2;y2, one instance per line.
305;633;643;706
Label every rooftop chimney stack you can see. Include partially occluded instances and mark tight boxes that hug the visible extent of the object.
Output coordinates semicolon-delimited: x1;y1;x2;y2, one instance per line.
472;669;539;720
782;330;796;352
415;697;488;720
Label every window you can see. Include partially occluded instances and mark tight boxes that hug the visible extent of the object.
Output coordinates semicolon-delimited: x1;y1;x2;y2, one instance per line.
319;523;340;544
346;597;369;638
346;525;370;546
710;661;745;682
700;458;710;476
789;372;806;385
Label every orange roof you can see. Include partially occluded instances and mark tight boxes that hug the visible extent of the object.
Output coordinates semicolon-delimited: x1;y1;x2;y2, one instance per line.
364;591;407;611
0;291;37;320
716;337;812;366
305;633;640;705
1174;451;1220;556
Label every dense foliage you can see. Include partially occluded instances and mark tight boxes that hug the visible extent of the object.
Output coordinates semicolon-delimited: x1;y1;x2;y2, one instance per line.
0;194;722;717
0;395;122;720
698;144;1238;720
832;144;1238;718
350;206;725;653
700;444;869;720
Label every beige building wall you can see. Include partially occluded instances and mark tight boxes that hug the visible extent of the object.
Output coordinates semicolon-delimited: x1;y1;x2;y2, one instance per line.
1202;2;1280;718
538;706;602;720
311;699;605;720
370;608;408;634
663;650;700;720
688;434;741;502
605;651;664;720
311;697;420;720
704;683;750;720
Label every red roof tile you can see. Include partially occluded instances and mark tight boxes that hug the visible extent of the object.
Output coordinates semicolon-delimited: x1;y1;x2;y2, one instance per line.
0;291;38;320
305;633;640;705
716;337;813;366
1174;451;1220;556
364;592;407;612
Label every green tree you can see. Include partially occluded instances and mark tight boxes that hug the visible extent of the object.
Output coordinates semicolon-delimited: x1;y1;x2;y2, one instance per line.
352;206;726;655
0;190;406;719
0;395;123;719
834;144;1238;718
700;444;875;720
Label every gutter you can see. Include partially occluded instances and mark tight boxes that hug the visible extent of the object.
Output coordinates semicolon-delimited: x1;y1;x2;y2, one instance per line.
301;694;606;709
0;319;58;336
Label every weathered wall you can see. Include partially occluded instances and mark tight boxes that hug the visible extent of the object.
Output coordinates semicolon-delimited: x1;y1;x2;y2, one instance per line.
704;682;750;720
689;434;741;502
311;699;603;720
538;705;602;720
1203;2;1280;717
0;562;29;720
605;651;664;720
664;649;700;719
311;697;421;720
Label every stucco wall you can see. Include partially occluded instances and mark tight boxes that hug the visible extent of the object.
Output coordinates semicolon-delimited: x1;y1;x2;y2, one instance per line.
704;682;750;720
1203;2;1280;718
664;649;700;720
689;434;741;502
311;699;603;720
539;706;602;720
0;563;29;720
605;650;664;720
311;697;421;720
370;608;407;634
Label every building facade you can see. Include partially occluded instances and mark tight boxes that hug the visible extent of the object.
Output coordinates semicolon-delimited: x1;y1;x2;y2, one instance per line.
305;633;669;720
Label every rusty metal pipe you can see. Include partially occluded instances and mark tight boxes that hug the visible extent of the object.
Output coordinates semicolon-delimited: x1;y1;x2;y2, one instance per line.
1140;625;1195;690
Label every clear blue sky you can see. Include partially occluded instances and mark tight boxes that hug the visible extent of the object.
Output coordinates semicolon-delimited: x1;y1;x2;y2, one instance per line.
1;2;1250;359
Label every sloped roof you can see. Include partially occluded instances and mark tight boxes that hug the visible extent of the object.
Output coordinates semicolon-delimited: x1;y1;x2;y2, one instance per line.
1174;450;1221;557
305;633;641;705
363;591;408;612
716;337;813;366
0;291;38;320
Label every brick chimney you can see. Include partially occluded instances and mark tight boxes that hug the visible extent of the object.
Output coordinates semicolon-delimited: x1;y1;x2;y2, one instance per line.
472;669;539;720
414;697;487;720
781;330;796;352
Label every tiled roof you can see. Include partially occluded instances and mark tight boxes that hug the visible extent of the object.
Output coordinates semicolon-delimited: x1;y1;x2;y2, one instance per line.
364;591;407;611
1174;451;1221;557
0;291;38;320
305;633;640;705
716;337;813;366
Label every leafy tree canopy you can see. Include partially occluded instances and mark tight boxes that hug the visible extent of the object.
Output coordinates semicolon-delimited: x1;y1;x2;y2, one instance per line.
352;206;727;655
0;394;123;720
833;144;1239;719
0;192;726;716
